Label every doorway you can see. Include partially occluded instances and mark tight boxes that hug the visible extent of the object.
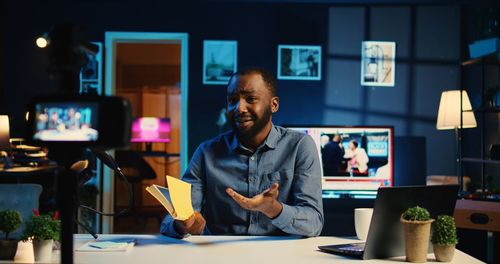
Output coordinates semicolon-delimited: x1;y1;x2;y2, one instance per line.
104;32;188;233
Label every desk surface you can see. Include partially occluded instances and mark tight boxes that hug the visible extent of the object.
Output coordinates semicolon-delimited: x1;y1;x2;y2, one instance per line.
39;234;483;264
0;164;60;176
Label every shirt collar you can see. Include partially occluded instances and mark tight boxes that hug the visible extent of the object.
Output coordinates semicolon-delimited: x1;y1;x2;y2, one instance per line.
227;124;279;152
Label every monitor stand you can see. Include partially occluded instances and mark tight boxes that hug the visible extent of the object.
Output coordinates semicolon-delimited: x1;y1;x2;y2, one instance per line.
145;142;153;152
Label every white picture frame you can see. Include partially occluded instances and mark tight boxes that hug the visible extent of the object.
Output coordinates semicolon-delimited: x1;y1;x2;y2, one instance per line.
80;42;103;94
203;40;238;85
277;45;321;81
361;41;396;87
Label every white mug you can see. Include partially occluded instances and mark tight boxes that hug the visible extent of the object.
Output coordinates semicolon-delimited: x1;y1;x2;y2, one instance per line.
354;208;373;241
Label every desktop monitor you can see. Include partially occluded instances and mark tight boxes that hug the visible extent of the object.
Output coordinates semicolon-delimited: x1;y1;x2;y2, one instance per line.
131;117;171;143
287;126;394;198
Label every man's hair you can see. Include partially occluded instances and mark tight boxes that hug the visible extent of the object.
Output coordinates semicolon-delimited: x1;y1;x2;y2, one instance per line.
228;67;278;97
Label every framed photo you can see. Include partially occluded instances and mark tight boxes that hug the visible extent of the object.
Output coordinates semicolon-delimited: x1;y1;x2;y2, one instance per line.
361;41;396;87
80;42;102;94
203;40;238;85
277;45;321;81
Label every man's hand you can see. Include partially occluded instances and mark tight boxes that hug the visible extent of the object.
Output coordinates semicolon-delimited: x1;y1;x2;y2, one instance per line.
226;183;283;219
173;211;206;235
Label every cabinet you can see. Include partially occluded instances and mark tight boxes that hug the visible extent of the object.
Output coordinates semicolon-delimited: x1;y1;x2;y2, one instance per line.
455;52;500;264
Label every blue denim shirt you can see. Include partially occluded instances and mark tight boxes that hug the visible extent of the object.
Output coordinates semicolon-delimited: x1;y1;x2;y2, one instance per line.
160;125;323;238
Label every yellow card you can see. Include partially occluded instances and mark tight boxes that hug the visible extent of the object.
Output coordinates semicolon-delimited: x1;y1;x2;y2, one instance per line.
166;175;194;220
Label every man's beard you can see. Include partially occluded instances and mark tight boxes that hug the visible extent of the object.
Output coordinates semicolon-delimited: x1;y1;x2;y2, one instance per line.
230;106;272;141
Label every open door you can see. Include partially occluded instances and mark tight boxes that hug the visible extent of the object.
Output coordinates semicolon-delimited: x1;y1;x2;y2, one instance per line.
103;32;188;233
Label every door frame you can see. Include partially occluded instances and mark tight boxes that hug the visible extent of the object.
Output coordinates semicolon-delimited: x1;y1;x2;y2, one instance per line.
103;32;189;233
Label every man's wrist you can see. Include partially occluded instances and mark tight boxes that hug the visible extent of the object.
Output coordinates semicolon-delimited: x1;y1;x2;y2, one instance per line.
262;200;283;219
173;220;188;235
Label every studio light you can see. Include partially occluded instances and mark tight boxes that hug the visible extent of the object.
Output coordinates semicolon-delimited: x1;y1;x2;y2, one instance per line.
36;33;49;48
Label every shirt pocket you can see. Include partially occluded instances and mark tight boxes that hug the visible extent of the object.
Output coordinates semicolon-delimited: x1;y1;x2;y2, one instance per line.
259;169;292;194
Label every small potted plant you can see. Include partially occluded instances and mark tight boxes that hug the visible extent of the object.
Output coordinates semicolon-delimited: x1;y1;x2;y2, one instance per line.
401;206;434;263
0;209;22;260
432;215;458;262
22;209;60;263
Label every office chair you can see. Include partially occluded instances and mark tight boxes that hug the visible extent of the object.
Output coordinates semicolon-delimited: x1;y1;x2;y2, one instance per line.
114;150;158;225
426;175;471;191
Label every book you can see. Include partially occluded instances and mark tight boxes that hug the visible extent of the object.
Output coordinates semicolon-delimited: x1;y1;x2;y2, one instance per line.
76;238;136;252
469;37;500;59
145;175;195;221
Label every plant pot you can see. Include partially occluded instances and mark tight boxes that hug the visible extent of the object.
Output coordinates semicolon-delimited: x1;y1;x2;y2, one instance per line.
33;239;53;263
433;244;455;262
401;217;434;263
0;239;19;260
13;240;34;263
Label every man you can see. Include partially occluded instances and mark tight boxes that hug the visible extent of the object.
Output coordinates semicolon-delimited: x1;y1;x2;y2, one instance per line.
160;67;323;238
321;134;344;176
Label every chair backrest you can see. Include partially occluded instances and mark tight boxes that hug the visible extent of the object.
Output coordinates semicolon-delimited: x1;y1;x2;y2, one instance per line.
426;175;471;191
115;150;157;182
0;184;42;239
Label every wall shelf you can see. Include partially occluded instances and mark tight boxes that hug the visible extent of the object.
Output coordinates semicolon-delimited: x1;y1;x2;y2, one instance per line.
459;51;500;200
462;158;500;165
461;53;500;66
463;107;500;113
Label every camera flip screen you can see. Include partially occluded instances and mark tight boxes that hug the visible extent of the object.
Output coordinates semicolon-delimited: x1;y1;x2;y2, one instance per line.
33;103;99;142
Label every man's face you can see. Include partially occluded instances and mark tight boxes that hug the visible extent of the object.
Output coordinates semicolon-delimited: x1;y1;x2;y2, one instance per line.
226;73;278;140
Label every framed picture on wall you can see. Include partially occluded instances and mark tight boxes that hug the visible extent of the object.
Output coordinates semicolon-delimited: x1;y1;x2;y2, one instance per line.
361;41;396;87
277;45;321;81
80;42;103;94
203;40;238;85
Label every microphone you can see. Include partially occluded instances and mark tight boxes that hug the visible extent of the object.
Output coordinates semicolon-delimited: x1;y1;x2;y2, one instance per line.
82;148;131;217
92;150;120;171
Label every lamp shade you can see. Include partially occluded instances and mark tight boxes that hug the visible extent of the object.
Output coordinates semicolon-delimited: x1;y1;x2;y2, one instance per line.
0;115;10;150
436;90;477;130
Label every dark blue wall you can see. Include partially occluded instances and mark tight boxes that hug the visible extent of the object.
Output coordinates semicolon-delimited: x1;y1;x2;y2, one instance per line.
0;1;467;176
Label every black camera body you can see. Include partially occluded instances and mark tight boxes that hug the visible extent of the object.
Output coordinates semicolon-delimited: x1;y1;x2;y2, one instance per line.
26;95;132;149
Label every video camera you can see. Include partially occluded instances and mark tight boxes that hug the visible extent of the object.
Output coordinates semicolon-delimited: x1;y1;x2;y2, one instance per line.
25;95;132;149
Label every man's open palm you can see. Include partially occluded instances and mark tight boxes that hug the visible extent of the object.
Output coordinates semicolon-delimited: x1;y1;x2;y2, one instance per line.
226;183;283;218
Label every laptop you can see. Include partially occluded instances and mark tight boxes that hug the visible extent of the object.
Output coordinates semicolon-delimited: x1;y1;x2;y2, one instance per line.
318;185;459;260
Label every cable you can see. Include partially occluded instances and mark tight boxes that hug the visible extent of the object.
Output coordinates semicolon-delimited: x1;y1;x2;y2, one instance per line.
76;150;133;217
75;217;98;239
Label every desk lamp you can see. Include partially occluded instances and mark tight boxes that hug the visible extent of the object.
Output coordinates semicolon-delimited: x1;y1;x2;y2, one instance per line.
0;115;13;169
436;90;476;193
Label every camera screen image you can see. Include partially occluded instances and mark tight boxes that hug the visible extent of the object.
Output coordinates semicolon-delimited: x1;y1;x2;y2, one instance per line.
33;103;99;142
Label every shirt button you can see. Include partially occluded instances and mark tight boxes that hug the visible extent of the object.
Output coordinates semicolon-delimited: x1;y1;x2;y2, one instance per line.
250;156;255;160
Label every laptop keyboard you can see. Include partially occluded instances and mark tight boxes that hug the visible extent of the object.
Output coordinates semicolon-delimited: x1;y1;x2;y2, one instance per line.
338;244;365;252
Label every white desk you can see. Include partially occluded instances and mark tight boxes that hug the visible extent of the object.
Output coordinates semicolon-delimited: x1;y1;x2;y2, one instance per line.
44;234;482;264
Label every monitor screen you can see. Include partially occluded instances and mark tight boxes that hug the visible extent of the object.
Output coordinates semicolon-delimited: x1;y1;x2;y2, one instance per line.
287;126;394;198
131;117;171;143
33;103;99;142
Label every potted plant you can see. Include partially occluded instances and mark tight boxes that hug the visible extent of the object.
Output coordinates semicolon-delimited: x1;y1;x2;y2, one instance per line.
22;209;60;263
432;215;458;262
0;209;22;260
400;206;434;263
